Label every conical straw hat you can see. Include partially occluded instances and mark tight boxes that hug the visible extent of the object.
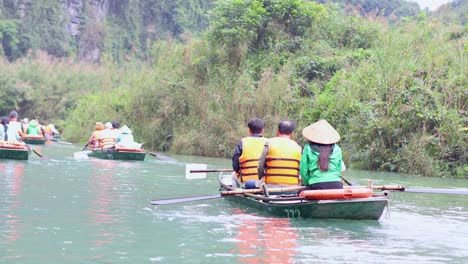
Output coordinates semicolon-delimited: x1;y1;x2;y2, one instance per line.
302;119;340;144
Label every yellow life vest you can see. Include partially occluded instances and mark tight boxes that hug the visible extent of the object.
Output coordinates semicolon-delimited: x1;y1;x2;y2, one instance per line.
264;137;301;185
238;136;268;182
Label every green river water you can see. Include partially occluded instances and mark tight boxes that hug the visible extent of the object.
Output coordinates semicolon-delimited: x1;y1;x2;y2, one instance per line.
1;142;467;263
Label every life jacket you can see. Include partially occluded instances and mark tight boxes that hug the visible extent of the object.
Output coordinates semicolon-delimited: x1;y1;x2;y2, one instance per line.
264;137;301;185
238;136;268;182
44;126;52;135
99;137;116;149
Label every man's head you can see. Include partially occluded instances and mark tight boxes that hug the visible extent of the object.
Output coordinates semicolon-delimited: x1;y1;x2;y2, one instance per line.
278;120;296;136
247;118;265;134
9;111;18;121
112;121;120;129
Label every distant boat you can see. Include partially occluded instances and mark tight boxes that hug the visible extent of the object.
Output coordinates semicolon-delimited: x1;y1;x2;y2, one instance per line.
87;147;146;161
23;135;46;145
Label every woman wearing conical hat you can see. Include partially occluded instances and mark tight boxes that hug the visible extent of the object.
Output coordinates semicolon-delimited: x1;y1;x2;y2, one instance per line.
300;119;345;190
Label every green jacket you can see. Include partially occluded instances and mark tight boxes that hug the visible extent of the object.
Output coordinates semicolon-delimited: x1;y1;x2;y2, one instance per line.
27;125;40;135
300;143;343;186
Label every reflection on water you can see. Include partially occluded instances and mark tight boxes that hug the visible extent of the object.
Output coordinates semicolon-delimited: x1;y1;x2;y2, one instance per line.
88;159;118;247
0;162;25;246
0;145;467;263
233;208;298;264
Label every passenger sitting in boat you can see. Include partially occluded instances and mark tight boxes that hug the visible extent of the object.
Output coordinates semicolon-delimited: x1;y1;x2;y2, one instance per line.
98;122;116;149
257;120;302;188
111;121;122;139
21;118;29;136
115;125;143;149
300;119;345;190
231;118;268;188
0;117;8;141
26;119;43;136
6;111;22;142
87;122;104;149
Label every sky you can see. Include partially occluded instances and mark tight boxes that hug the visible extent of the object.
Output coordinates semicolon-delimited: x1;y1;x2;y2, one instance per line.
410;0;454;10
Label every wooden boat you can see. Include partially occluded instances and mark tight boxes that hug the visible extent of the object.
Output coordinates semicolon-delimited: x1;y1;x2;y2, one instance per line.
87;147;146;161
22;135;46;145
218;174;388;220
0;145;29;160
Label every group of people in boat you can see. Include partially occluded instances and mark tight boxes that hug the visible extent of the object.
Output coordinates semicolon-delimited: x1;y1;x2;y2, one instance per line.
0;111;59;144
232;118;345;190
86;121;142;150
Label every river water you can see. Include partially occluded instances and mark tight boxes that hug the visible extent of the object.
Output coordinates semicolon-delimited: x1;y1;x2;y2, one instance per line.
0;142;467;263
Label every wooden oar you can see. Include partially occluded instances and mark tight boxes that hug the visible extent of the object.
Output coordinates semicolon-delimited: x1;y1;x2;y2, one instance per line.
190;169;234;173
25;144;43;158
151;186;306;205
147;151;177;162
82;143;89;151
151;195;222;205
347;185;468;195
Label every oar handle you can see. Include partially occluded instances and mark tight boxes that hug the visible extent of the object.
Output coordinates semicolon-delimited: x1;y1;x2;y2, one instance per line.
190;169;234;173
221;186;305;195
346;185;405;191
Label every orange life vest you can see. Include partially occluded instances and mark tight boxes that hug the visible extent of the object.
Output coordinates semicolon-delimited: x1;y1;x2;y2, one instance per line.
238;137;268;182
99;137;116;149
264;137;301;185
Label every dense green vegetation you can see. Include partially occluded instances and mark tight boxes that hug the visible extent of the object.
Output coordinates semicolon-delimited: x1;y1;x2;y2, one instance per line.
0;0;466;178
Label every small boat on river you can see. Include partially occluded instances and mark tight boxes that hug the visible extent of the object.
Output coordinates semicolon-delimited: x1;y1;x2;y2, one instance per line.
218;174;388;220
87;147;146;161
22;135;46;145
0;143;29;160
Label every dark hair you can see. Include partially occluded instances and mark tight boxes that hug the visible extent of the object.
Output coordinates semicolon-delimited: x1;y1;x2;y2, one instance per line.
247;118;265;134
278;120;296;135
317;144;334;172
112;121;120;129
9;111;18;118
1;117;9;125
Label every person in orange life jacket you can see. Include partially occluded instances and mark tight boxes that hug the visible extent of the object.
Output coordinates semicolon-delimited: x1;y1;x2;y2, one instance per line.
87;122;104;149
300;119;346;190
257;120;302;188
231;118;268;188
98;122;117;150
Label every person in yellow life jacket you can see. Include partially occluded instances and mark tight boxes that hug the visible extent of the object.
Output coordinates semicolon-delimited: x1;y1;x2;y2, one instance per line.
257;120;302;188
87;122;104;149
231;118;267;188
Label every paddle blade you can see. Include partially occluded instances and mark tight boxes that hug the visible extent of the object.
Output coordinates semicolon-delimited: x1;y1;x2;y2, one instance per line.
73;151;90;159
151;194;221;205
404;188;468;195
185;163;207;179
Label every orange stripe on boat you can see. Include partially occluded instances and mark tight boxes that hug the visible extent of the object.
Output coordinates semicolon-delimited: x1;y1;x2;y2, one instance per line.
115;147;145;152
299;188;373;200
